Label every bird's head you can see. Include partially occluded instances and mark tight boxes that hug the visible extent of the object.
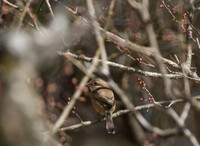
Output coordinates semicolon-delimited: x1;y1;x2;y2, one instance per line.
86;78;110;92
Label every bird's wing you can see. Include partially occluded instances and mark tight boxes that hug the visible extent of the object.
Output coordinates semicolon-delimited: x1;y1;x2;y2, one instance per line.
93;88;115;107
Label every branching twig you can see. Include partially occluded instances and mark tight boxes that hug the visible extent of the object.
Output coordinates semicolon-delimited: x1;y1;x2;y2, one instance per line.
52;50;101;133
16;0;32;31
185;0;194;68
180;102;191;122
59;1;180;69
56;96;200;134
167;108;200;146
58;51;200;82
128;0;172;98
86;0;109;75
27;8;43;36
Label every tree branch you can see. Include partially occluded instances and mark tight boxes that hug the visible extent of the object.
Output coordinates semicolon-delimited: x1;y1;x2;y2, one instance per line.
52;50;101;133
56;96;200;134
58;51;200;81
59;1;180;69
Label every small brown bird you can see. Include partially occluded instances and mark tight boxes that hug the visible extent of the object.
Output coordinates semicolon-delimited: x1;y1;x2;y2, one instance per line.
86;78;116;134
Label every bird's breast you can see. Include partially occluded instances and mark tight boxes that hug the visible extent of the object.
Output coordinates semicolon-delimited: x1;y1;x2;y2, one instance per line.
91;97;105;115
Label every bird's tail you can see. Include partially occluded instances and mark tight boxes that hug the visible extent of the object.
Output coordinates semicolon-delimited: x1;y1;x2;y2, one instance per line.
105;111;115;134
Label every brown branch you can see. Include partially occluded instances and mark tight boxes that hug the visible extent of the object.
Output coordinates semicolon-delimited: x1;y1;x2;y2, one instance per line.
27;8;43;36
58;51;200;81
185;0;194;68
57;96;200;134
167;107;200;146
59;2;180;69
86;0;109;75
2;0;42;30
16;0;32;31
128;0;172;98
52;50;101;133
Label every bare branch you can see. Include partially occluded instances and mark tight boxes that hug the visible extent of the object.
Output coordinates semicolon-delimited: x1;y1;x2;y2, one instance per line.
86;0;109;75
58;51;186;79
128;0;172;98
52;50;100;133
3;0;20;9
45;0;55;17
167;108;200;146
180;102;191;122
59;51;200;83
16;0;32;31
57;96;200;134
59;2;180;69
185;0;195;68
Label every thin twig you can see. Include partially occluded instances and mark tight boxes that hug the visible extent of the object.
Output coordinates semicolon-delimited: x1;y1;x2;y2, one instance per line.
3;0;20;9
180;102;191;122
2;0;36;28
27;8;43;36
57;96;200;134
196;38;200;49
73;111;84;123
167;108;200;146
128;0;172;98
58;51;95;79
59;2;180;69
16;0;32;31
45;0;68;46
185;0;194;68
52;50;101;133
86;0;109;75
45;0;55;17
144;87;161;105
59;51;200;82
59;51;186;79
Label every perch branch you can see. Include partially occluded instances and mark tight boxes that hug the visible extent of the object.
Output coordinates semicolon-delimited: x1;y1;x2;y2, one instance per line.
58;51;200;82
57;96;200;135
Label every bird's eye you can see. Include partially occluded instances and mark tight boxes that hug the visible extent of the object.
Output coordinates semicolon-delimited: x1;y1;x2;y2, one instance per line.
93;82;97;85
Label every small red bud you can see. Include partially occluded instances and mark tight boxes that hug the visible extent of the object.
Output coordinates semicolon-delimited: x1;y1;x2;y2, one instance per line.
140;97;144;101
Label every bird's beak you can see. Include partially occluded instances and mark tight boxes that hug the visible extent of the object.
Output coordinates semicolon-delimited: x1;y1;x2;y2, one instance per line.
86;83;91;87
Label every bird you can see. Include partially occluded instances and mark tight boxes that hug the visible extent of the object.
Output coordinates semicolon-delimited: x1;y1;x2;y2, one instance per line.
86;78;116;134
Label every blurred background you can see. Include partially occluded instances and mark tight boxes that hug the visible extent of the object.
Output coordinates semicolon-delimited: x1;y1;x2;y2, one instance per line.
0;0;200;146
